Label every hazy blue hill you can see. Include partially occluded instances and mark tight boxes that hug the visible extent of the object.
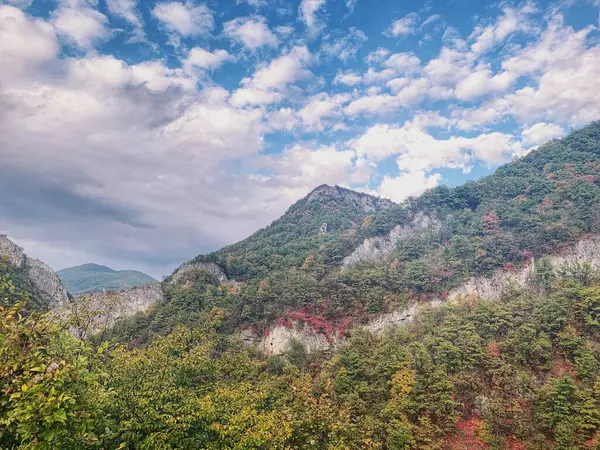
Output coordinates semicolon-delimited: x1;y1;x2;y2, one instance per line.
57;263;157;294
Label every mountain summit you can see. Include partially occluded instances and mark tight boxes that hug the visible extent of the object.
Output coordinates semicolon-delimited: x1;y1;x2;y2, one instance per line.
57;263;156;294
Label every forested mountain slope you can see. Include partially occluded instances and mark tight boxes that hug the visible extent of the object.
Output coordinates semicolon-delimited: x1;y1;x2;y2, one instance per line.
111;121;600;343
57;263;156;294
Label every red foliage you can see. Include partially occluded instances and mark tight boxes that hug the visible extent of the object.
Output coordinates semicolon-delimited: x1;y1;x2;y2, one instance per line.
446;415;488;450
285;311;335;342
336;316;354;337
549;359;577;378
263;329;270;336
577;174;595;184
482;211;500;234
586;432;600;448
505;436;526;450
486;340;501;358
564;163;576;174
545;172;556;180
502;262;519;274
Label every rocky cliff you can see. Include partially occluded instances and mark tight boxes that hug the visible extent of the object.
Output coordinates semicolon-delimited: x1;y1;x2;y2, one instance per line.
341;212;439;270
249;235;600;355
70;283;163;337
307;184;395;213
0;235;70;310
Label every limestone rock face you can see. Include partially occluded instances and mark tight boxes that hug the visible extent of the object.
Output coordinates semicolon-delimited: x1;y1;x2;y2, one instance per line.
0;235;25;267
307;185;395;213
341;212;439;270
0;235;69;309
25;258;70;310
172;261;228;284
71;283;163;336
449;236;600;301
250;235;600;356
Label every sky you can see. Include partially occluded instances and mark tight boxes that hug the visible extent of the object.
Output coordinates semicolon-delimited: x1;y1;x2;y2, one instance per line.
0;0;599;278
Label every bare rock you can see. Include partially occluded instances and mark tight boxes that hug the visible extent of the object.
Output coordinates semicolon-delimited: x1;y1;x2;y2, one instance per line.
341;212;439;270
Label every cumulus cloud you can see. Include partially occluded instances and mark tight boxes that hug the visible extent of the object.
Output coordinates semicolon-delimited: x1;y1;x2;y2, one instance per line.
52;2;110;49
223;16;278;51
377;171;441;203
299;0;326;37
106;0;141;27
385;12;420;38
298;92;351;131
231;45;312;106
183;47;235;71
321;27;367;62
521;122;565;146
351;118;521;172
152;1;214;39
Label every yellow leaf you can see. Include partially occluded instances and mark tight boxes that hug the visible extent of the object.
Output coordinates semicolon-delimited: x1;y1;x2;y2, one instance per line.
21;384;28;392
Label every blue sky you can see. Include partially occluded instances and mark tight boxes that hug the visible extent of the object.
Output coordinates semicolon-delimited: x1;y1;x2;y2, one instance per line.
0;0;599;277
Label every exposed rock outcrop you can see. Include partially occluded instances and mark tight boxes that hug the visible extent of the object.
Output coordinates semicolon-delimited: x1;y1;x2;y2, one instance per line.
341;212;439;270
172;261;228;284
250;235;600;356
307;185;395;213
70;283;163;337
449;236;600;301
0;235;69;309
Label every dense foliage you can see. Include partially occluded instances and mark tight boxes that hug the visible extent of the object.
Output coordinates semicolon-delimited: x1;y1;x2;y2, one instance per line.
7;271;600;448
0;257;37;309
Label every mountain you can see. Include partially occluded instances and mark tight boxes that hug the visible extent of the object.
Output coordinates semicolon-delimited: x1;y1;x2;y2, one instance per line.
57;263;157;294
0;235;69;310
107;121;600;346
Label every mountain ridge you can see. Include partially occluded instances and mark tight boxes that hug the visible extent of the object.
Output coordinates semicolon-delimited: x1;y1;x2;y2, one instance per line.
57;263;157;294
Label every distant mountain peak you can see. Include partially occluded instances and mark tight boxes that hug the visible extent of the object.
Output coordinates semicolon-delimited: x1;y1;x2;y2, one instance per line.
304;184;395;213
57;263;156;294
65;263;115;273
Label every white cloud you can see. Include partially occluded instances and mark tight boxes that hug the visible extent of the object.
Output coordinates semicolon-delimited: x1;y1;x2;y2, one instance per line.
344;94;400;116
521;122;565;146
183;47;235;71
455;66;517;100
455;14;600;129
352;119;520;172
268;108;299;131
52;3;110;49
106;0;141;26
0;6;59;84
259;144;365;189
237;0;269;7
299;0;326;37
231;45;312;106
378;171;441;202
385;12;419;38
469;2;537;55
275;25;294;36
152;1;214;38
298;92;350;131
321;27;367;61
386;77;409;93
346;0;358;14
333;70;362;86
366;47;390;64
383;52;421;73
223;16;278;51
